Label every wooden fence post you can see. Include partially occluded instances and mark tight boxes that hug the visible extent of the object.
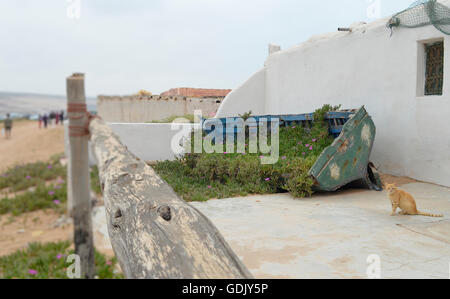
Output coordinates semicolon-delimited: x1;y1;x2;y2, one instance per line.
66;73;95;279
64;121;73;216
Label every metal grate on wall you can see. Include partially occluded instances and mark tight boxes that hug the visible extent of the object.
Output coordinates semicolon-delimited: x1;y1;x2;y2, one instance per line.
425;41;444;96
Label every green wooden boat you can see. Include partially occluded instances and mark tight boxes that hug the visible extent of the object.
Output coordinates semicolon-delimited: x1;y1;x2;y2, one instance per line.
309;106;382;192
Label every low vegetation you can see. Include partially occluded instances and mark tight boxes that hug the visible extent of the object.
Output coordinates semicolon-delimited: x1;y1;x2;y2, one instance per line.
149;114;196;124
0;155;66;193
154;105;340;201
0;241;123;279
0;182;67;216
90;165;102;195
0;157;102;216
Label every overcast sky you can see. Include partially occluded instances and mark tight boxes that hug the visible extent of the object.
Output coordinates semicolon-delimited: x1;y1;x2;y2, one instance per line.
0;0;413;97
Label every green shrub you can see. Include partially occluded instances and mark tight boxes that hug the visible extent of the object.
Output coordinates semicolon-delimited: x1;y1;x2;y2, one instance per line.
154;105;341;201
282;157;316;198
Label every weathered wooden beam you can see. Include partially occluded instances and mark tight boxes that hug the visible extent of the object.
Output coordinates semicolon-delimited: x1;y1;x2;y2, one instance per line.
66;73;96;279
89;118;253;279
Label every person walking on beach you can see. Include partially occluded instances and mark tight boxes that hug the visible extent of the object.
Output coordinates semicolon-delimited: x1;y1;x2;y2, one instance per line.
59;111;64;125
4;113;12;139
38;114;42;129
43;114;48;129
49;111;55;126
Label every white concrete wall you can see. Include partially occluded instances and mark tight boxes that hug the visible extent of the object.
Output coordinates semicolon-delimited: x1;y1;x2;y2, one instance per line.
108;123;196;162
98;95;221;123
217;17;450;187
65;123;195;166
216;68;266;117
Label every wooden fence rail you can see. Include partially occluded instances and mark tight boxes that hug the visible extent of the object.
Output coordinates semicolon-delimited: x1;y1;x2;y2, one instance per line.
67;73;252;279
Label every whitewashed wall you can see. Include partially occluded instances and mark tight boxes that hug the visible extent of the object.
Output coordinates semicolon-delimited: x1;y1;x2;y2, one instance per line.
108;123;195;162
216;16;450;187
65;123;194;165
216;68;266;117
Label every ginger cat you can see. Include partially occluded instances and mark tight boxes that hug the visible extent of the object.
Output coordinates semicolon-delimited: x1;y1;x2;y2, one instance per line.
384;184;443;217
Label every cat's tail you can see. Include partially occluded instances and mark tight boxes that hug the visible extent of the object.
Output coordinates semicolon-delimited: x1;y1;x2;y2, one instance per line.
418;211;444;217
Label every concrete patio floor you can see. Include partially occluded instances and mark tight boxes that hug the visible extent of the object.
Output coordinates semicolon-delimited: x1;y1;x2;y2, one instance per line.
191;182;450;279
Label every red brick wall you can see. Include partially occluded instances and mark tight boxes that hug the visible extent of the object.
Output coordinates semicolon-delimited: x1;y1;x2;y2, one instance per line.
161;88;231;98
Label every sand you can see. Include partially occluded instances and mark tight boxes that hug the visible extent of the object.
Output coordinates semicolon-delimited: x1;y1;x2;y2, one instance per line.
0;208;115;258
0;121;71;257
0;120;65;173
0;210;73;257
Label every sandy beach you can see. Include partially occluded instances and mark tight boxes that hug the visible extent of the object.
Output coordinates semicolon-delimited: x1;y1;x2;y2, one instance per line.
0;120;65;173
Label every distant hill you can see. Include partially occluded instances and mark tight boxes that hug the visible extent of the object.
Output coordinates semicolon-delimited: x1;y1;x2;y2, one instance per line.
0;91;96;118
